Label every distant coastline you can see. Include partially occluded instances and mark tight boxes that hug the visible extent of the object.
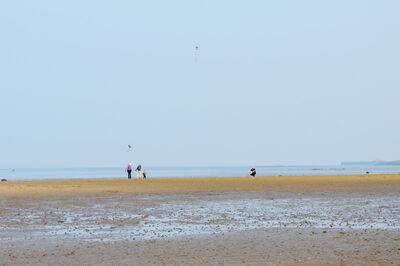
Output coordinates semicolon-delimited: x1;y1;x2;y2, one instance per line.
341;160;400;166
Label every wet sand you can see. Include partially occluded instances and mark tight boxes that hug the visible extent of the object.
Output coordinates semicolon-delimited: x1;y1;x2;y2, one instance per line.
1;174;400;265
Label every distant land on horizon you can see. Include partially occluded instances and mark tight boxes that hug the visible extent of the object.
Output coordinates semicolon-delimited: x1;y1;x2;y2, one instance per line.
341;160;400;166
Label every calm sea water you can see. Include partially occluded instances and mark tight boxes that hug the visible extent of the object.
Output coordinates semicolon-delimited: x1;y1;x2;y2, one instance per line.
1;165;400;181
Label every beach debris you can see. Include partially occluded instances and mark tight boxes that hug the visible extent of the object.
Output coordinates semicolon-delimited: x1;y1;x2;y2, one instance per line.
1;179;7;181
64;251;75;257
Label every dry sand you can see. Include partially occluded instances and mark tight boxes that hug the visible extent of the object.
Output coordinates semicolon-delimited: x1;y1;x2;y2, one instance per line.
1;174;400;197
1;174;400;265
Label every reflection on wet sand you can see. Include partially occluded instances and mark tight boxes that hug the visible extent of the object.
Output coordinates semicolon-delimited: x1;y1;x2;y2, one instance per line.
2;192;399;242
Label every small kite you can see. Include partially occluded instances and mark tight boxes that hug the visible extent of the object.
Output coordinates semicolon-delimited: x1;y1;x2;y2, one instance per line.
194;45;199;62
127;145;133;151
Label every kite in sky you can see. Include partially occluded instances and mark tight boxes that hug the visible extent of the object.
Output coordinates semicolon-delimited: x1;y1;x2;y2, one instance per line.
194;45;199;62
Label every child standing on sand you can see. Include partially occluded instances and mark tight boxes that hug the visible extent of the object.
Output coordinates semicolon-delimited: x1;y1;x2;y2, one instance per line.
136;164;142;179
126;162;133;179
143;170;147;179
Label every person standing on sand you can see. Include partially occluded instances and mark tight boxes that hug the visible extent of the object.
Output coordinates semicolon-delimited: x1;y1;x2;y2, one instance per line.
126;162;133;179
136;164;142;179
143;170;147;179
249;167;256;177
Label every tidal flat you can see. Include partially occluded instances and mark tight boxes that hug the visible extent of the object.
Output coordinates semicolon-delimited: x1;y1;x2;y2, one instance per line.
1;175;400;265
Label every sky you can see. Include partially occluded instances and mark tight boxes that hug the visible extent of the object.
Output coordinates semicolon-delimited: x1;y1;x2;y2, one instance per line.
1;0;400;168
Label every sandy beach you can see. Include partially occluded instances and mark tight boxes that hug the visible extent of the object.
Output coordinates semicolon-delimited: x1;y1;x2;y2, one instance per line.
1;174;400;197
1;174;400;265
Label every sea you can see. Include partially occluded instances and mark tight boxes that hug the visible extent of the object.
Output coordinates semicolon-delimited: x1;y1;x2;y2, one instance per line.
1;165;400;181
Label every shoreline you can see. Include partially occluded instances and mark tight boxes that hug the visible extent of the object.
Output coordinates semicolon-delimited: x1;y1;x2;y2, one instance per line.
1;174;400;198
3;164;400;182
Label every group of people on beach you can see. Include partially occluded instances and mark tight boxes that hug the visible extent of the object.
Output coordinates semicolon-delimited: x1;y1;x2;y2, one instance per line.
126;164;255;179
126;162;147;179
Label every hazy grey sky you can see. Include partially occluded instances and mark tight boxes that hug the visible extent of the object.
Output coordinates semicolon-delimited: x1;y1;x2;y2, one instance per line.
1;1;399;168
